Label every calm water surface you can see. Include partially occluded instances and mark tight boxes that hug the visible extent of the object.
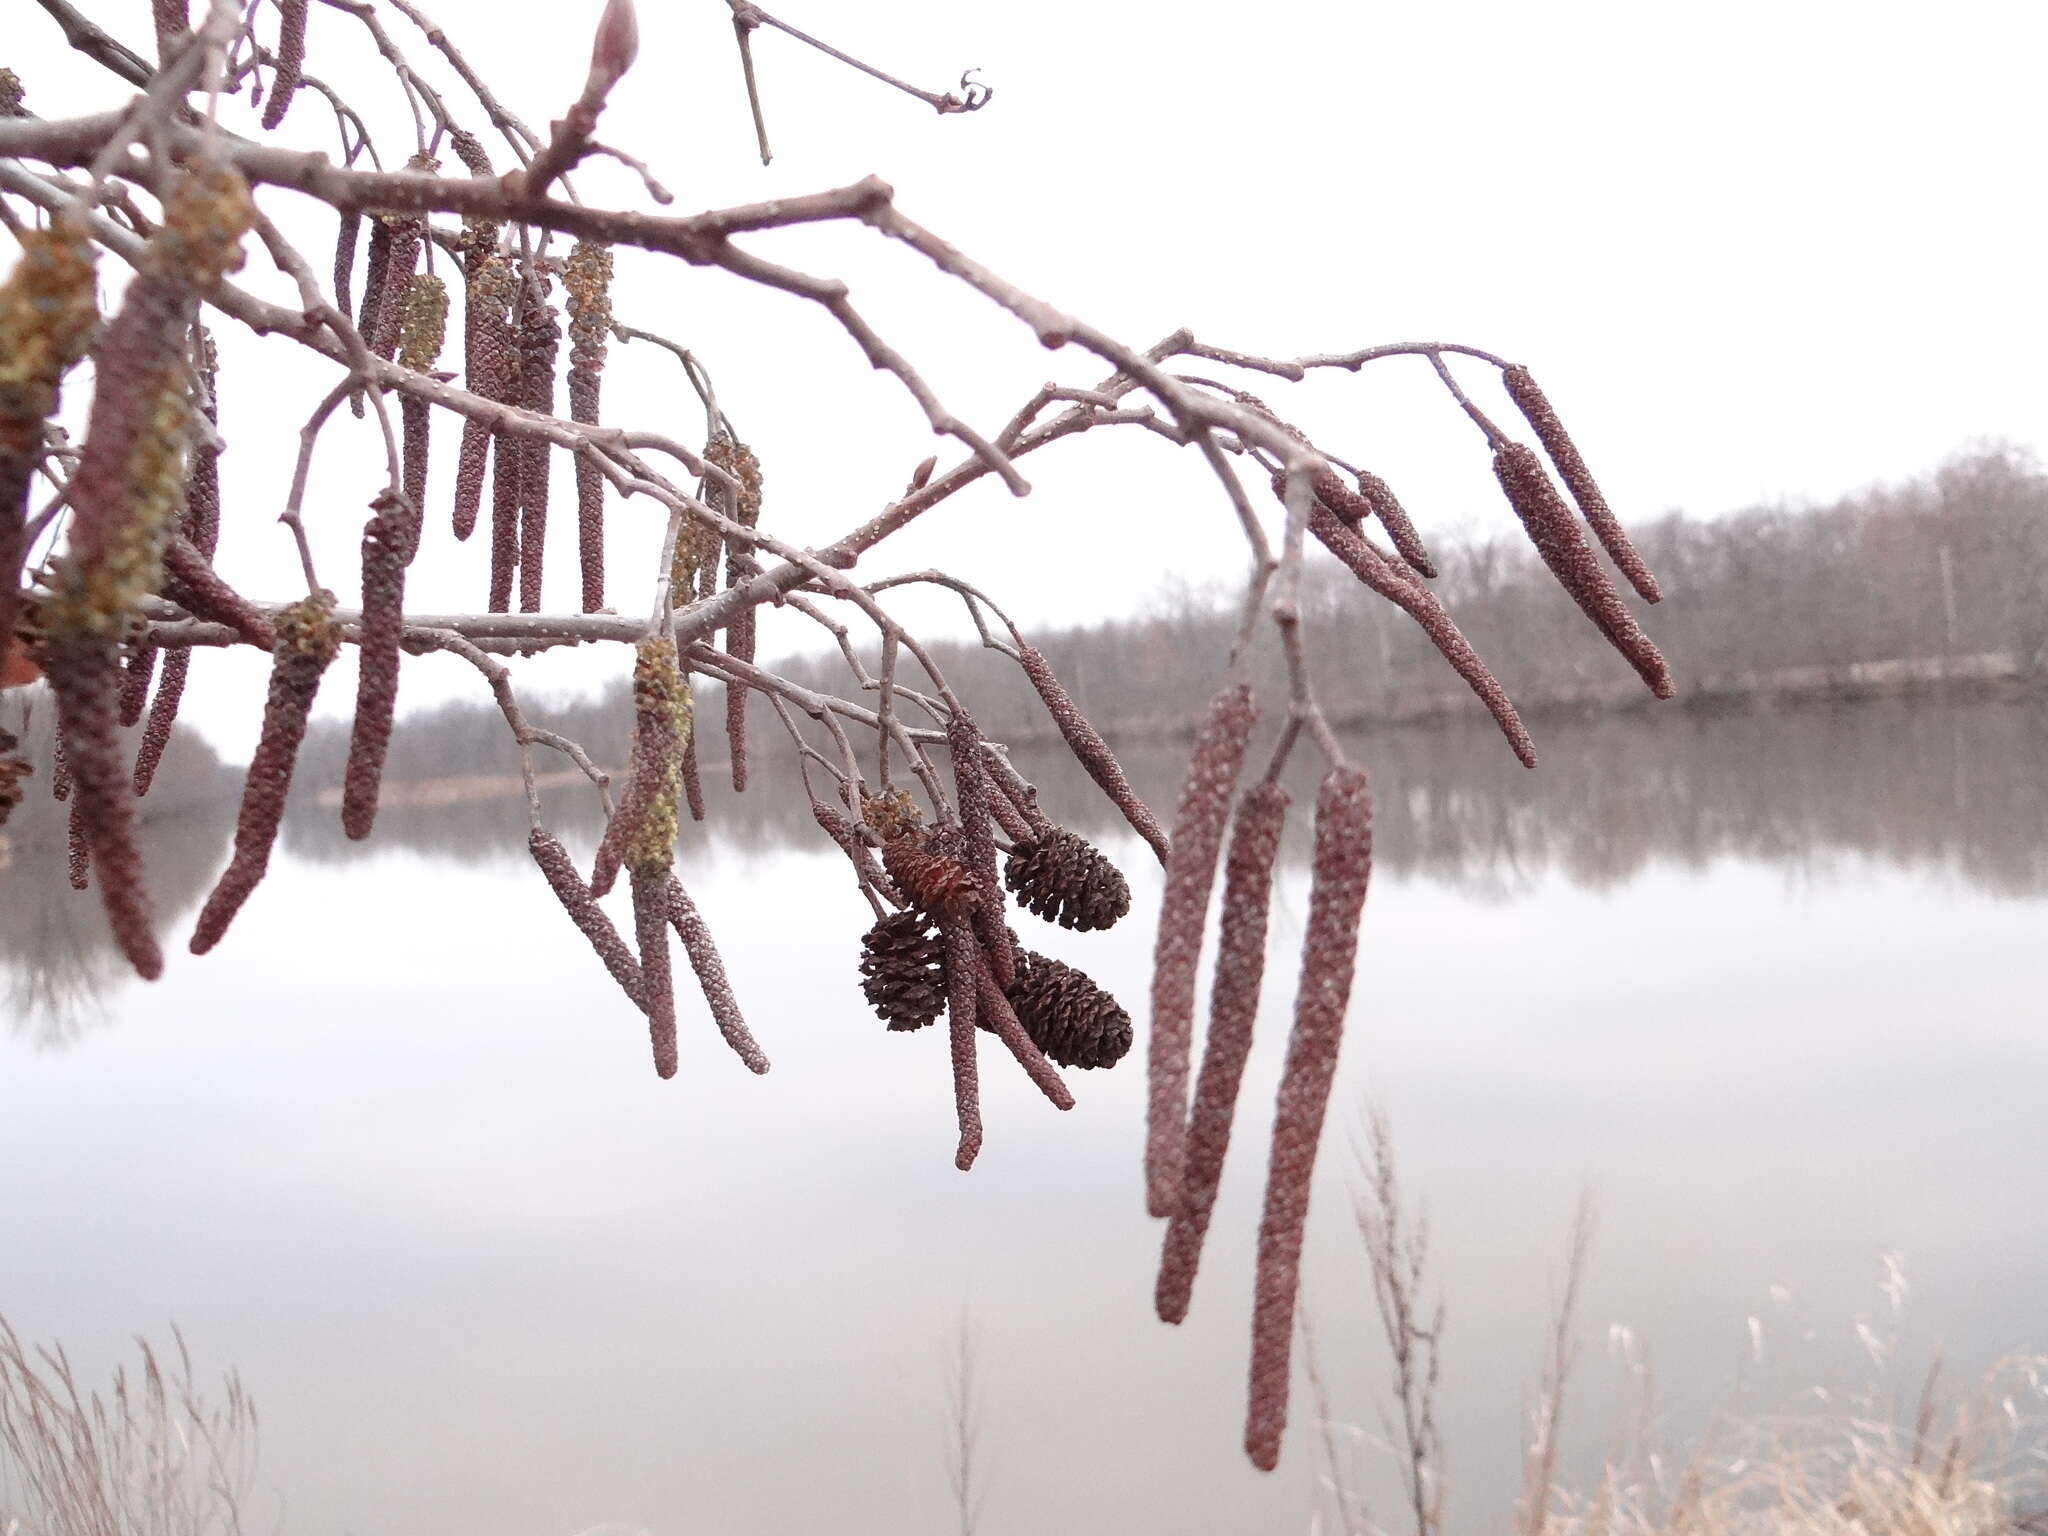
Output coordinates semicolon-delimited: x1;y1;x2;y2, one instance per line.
3;699;2046;1535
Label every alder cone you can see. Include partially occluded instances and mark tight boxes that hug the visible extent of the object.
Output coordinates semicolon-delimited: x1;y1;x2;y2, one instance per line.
1006;950;1133;1071
881;830;979;919
1005;829;1131;932
858;909;945;1032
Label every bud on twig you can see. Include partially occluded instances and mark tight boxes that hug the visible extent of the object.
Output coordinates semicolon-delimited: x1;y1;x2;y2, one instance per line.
1155;781;1289;1325
586;0;641;102
1147;681;1258;1217
1503;365;1661;603
1246;766;1373;1471
189;592;341;954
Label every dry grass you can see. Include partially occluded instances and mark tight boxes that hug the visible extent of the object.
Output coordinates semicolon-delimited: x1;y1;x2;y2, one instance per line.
0;1319;257;1536
1309;1113;2048;1536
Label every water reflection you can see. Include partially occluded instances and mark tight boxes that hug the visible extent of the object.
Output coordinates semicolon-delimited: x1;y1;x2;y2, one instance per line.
1;692;231;1044
275;697;2048;899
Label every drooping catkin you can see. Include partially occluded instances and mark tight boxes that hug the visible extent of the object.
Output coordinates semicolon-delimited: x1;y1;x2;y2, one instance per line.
939;911;985;1171
631;864;679;1078
66;796;89;890
1307;498;1537;768
118;641;157;727
973;955;1074;1110
397;273;448;549
1492;442;1673;699
348;217;387;421
593;635;693;897
1503;365;1661;603
0;226;98;659
948;708;1013;987
0;68;25;116
333;212;361;330
1155;781;1290;1326
42;633;158;975
528;825;644;1006
339;502;407;840
489;429;520;610
1017;645;1169;866
707;437;763;787
132;647;188;797
152;0;189;64
367;156;435;362
1147;681;1259;1218
1354;470;1436;581
679;724;705;821
1245;766;1373;1472
46;164;251;643
666;875;770;1074
261;0;308;131
456;250;516;544
563;239;613;612
515;261;559;613
189;592;341;954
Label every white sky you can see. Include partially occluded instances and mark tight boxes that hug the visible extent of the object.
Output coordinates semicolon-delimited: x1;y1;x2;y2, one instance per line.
14;0;2048;735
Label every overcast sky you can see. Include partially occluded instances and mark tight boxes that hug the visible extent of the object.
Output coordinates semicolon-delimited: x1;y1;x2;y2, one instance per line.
14;0;2048;734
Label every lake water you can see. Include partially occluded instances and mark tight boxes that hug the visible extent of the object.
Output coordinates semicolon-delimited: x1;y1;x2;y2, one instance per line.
4;697;2046;1535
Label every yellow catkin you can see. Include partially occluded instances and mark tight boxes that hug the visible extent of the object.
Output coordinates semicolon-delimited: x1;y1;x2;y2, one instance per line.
621;636;693;873
397;272;448;370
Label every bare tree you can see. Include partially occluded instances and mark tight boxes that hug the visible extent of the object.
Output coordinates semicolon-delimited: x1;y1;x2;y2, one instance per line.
0;0;1677;1469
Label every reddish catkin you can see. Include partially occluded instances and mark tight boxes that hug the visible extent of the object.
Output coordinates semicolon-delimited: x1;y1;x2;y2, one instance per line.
973;954;1075;1111
528;825;644;1007
189;593;340;954
1503;365;1662;604
349;216;387;420
489;426;520;611
939;911;985;1171
455;251;515;543
51;735;71;801
43;634;160;976
260;0;308;130
1017;644;1170;866
1245;766;1374;1472
67;797;89;890
132;647;188;796
631;864;679;1079
1307;499;1538;768
1492;442;1673;699
1155;782;1291;1325
1146;681;1259;1218
340;501;408;840
563;239;613;612
333;212;361;331
666;875;770;1075
948;708;1013;988
118;642;157;727
1355;470;1437;581
368;158;434;361
516;262;559;613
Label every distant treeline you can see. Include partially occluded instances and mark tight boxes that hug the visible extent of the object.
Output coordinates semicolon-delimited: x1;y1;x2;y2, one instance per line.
277;444;2048;795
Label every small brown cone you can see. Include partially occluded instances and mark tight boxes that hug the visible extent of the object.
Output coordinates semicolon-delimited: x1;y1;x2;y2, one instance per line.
860;909;945;1031
1245;766;1372;1472
1004;828;1131;932
1006;950;1133;1072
